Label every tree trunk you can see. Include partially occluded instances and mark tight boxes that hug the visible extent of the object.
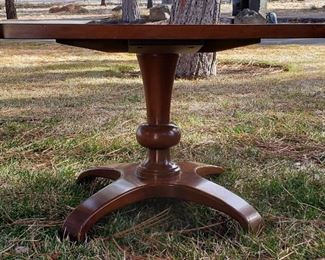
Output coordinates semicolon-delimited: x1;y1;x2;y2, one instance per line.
162;0;173;4
147;0;153;9
122;0;140;23
101;0;106;6
241;0;249;10
5;0;17;20
170;0;221;78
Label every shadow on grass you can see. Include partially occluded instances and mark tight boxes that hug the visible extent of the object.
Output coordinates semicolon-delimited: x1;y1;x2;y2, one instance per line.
1;71;323;112
0;60;140;85
0;167;241;240
1;162;323;244
0;80;144;109
257;172;324;218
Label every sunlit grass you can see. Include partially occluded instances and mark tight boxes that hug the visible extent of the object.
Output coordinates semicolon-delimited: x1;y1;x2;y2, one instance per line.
0;41;324;259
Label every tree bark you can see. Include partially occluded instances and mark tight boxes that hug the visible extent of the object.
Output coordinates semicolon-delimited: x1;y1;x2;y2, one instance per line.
101;0;106;6
162;0;173;4
147;0;153;9
170;0;221;78
5;0;17;20
122;0;140;23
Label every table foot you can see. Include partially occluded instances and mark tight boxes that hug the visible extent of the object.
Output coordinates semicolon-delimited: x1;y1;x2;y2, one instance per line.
61;162;262;241
178;162;262;233
61;164;146;241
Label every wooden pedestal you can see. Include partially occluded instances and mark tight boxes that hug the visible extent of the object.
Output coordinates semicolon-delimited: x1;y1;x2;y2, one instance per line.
61;53;262;241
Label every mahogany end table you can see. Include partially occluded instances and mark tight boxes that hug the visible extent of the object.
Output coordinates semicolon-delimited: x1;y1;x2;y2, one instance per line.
1;23;324;241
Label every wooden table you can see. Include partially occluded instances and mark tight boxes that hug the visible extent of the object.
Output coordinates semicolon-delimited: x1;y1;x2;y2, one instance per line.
1;23;324;241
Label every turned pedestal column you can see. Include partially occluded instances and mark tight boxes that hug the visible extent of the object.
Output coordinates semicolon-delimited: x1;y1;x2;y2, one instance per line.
136;53;181;179
60;52;262;241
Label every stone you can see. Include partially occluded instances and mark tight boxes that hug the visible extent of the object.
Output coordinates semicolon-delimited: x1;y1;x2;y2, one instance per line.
234;9;266;24
266;12;278;24
49;4;88;14
233;0;267;17
49;6;61;13
111;5;122;18
15;246;29;254
149;5;171;22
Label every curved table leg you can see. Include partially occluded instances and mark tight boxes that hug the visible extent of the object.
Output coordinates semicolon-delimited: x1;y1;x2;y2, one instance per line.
175;178;262;233
176;162;262;233
61;161;262;241
61;177;146;241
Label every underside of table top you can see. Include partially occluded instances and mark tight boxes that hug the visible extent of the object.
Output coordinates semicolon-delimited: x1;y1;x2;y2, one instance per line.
1;23;324;53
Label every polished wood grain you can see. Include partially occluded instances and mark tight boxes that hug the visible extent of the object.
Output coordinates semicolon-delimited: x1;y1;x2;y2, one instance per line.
3;22;324;241
60;53;263;241
61;162;260;241
1;23;324;40
2;23;324;53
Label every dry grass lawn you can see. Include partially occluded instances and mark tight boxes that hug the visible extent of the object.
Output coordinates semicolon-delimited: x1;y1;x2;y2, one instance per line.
0;41;324;259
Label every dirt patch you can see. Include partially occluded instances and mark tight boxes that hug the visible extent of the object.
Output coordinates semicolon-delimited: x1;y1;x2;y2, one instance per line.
49;4;89;14
217;61;286;76
254;138;325;164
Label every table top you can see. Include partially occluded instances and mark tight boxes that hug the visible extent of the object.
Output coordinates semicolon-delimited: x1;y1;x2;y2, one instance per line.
1;22;324;53
1;22;324;39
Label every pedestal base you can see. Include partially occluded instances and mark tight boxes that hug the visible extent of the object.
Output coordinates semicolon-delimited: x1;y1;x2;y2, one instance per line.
60;53;262;241
61;162;262;241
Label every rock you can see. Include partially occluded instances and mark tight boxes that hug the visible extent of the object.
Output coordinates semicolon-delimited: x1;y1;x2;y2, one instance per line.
233;0;267;17
49;6;61;13
234;9;266;24
149;5;171;22
266;12;278;24
78;7;89;14
49;4;89;14
112;5;122;18
15;246;29;254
